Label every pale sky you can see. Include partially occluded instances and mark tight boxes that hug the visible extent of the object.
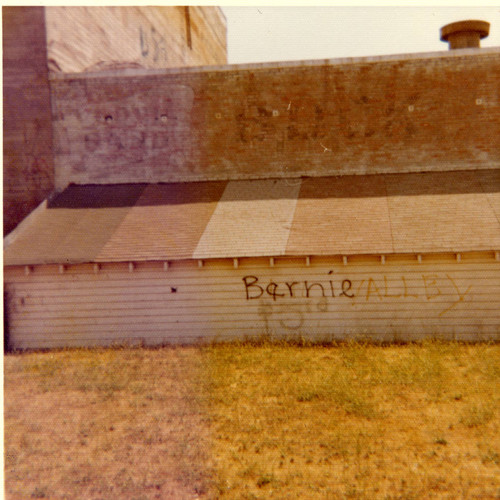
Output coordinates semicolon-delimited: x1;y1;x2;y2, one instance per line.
221;6;500;64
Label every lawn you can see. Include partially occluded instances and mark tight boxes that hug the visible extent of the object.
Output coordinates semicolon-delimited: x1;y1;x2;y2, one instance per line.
4;341;500;499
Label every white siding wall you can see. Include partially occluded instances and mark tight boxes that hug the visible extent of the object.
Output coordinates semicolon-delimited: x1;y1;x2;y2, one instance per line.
4;254;500;349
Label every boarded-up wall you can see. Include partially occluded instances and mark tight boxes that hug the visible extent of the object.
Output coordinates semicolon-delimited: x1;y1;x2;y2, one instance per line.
51;48;500;189
4;255;499;349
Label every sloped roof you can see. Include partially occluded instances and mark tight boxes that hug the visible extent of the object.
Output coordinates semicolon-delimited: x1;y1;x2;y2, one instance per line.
4;169;500;266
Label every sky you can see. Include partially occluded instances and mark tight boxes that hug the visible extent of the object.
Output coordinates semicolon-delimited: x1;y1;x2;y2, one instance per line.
221;6;500;65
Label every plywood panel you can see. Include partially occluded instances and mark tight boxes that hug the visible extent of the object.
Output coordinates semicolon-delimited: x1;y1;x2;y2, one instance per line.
4;257;499;349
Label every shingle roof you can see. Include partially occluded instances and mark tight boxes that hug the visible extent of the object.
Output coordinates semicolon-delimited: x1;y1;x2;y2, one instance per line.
286;175;393;255
4;169;500;266
193;179;301;258
96;182;227;261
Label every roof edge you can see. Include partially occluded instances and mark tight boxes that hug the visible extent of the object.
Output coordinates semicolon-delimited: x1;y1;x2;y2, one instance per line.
49;46;500;81
4;199;48;251
5;250;499;269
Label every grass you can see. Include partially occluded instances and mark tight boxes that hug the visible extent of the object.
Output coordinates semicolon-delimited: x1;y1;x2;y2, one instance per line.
4;347;212;499
4;341;500;499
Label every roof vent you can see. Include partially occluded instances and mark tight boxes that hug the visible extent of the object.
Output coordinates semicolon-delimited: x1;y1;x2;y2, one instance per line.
440;20;490;50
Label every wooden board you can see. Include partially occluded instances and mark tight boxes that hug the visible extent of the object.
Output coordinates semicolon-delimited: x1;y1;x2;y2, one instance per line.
5;255;499;349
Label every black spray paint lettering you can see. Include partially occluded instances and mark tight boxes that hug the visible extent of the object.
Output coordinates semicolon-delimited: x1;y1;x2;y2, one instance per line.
242;276;264;299
340;279;354;298
139;26;167;62
242;276;356;301
266;282;285;301
304;281;325;298
286;282;299;297
243;274;474;319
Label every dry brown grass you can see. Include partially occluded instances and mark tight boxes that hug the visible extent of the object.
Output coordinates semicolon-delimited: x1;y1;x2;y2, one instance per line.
206;341;500;499
4;347;213;499
4;341;500;499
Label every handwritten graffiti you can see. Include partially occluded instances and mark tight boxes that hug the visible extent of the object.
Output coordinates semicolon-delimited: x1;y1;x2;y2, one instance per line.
72;86;195;168
139;26;167;64
243;276;356;301
242;273;472;317
233;86;425;155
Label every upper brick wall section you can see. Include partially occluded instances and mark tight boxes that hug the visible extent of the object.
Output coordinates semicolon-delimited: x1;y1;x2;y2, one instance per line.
51;48;500;187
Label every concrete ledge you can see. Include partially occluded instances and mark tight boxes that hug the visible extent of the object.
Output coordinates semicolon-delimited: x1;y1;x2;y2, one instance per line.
49;46;500;81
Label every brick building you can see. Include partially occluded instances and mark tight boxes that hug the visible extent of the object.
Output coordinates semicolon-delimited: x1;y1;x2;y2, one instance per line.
3;6;227;235
3;13;500;348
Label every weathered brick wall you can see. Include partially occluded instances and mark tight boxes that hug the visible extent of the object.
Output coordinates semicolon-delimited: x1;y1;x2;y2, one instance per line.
3;7;55;236
3;6;227;235
51;49;500;188
45;6;227;73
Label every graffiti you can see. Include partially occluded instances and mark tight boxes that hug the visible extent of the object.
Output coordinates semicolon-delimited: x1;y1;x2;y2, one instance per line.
341;279;354;298
243;275;360;301
70;85;195;169
233;86;425;156
242;273;472;317
439;274;472;317
258;300;273;335
279;310;303;330
139;26;167;63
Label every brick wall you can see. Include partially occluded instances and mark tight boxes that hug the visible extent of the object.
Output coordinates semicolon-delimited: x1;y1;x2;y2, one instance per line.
51;49;500;188
3;7;55;236
3;6;227;235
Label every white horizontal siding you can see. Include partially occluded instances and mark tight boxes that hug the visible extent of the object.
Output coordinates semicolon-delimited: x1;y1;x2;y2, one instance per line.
4;257;500;349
